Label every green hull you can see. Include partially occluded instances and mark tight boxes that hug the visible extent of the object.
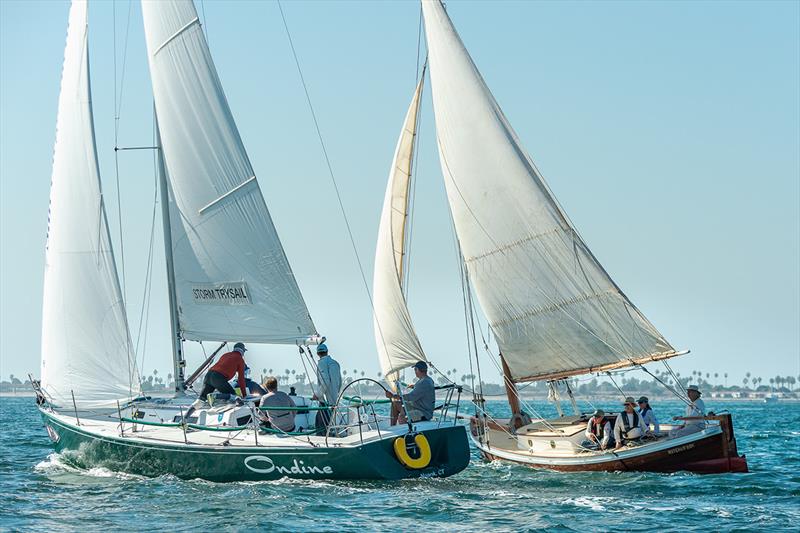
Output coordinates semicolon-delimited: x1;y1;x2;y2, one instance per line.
40;409;470;482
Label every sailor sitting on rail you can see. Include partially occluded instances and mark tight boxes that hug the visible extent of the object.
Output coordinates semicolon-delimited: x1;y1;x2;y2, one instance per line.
670;384;707;438
583;409;613;450
385;361;435;424
259;376;296;433
614;397;647;449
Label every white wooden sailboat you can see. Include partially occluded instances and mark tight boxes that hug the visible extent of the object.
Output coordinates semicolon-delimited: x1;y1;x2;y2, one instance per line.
34;0;469;482
377;0;746;474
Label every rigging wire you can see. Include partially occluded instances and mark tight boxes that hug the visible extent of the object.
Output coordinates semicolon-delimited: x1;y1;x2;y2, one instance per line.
401;63;427;299
112;0;127;301
415;4;423;80
275;0;393;363
639;364;693;407
200;0;209;44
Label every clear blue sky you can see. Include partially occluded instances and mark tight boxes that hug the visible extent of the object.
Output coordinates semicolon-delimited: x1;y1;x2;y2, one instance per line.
1;0;798;387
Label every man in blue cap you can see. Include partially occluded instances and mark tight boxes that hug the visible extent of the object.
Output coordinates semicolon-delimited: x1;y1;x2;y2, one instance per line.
385;360;435;424
311;343;341;434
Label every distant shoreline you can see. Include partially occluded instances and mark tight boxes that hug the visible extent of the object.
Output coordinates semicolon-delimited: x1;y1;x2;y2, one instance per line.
3;390;797;404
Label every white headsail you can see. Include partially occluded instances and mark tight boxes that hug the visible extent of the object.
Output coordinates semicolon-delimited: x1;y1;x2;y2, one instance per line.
41;0;139;407
421;0;675;382
373;77;427;384
141;0;316;344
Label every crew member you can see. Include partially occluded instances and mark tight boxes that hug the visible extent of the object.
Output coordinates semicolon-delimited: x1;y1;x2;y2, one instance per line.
671;384;707;437
637;396;660;434
385;361;435;424
259;376;296;433
614;397;647;449
311;343;341;434
230;365;267;398
185;342;248;418
584;409;613;450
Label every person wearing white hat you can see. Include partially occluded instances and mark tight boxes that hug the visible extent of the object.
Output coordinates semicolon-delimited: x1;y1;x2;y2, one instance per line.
670;384;707;438
613;397;647;449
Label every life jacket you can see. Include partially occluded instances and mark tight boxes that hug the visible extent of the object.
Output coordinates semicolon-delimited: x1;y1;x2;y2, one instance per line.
589;418;606;439
620;411;640;438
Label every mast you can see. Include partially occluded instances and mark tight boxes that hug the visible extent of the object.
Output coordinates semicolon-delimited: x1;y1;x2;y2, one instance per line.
155;120;185;394
500;354;521;420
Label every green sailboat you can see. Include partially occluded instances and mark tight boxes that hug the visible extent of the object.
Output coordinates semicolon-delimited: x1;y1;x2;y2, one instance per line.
35;0;469;482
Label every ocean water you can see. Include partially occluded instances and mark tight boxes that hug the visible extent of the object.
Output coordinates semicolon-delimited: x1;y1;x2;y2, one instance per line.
1;397;798;532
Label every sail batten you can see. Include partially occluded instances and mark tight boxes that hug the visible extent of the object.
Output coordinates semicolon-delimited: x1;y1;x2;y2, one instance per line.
373;76;427;382
421;0;674;381
41;0;140;407
141;0;316;344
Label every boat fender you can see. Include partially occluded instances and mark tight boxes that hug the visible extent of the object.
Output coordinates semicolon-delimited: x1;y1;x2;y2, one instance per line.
393;433;431;469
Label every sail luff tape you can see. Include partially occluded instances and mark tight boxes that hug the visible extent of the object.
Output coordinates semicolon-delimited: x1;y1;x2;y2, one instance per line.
154;16;200;56
198;176;257;215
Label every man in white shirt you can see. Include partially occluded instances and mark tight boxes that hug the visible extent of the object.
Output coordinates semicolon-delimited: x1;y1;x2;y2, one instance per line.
637;396;660;435
614;397;647;449
584;409;613;450
312;343;341;405
311;343;341;435
670;384;707;438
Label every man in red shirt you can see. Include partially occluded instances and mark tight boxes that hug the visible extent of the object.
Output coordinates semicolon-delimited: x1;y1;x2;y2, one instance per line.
185;342;248;418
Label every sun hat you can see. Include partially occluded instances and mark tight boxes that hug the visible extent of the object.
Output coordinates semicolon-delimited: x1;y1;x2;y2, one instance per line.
412;361;428;371
623;396;637;405
592;409;605;417
637;396;649;404
686;384;701;394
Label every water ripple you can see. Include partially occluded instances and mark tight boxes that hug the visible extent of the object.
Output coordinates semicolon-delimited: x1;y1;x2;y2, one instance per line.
2;397;798;531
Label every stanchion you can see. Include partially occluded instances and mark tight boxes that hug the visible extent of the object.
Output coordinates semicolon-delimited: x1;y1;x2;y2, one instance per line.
179;406;188;444
71;390;80;426
117;400;125;436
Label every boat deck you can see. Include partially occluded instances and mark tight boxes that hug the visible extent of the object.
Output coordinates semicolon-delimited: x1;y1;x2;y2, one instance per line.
45;405;444;451
477;415;721;459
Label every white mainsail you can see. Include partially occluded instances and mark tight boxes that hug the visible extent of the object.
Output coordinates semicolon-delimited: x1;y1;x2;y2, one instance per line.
141;0;316;344
41;0;139;407
421;0;675;382
373;77;427;384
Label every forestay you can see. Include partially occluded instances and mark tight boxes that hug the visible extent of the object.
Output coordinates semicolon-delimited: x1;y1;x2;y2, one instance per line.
421;0;675;382
141;1;316;343
41;0;140;407
373;77;427;384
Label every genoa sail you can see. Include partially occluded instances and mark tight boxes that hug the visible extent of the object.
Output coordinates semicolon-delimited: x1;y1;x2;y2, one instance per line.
421;0;676;382
41;0;140;407
373;76;427;384
141;0;316;344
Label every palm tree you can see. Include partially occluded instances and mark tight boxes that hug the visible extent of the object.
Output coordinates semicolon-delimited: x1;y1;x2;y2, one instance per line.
743;376;749;388
714;372;719;387
724;372;728;387
769;377;775;391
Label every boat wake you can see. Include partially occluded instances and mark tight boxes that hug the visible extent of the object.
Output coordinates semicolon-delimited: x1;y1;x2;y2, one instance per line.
34;453;144;481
